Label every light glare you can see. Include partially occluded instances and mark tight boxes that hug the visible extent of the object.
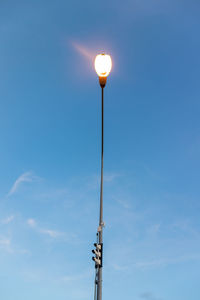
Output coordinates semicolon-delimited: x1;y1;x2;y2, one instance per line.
95;54;112;77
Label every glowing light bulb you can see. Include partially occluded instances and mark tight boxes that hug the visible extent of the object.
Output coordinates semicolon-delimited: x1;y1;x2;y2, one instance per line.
95;54;112;77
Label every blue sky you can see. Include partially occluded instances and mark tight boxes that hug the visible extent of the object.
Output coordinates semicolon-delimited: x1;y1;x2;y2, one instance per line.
0;0;200;299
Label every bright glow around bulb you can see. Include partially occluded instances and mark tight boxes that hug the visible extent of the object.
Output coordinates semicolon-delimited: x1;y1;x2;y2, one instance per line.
95;54;112;77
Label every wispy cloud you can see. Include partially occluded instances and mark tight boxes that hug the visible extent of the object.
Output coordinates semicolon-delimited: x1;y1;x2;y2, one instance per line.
27;218;36;228
0;237;12;253
0;236;29;255
7;171;38;196
111;253;200;272
104;173;121;182
112;264;129;271
87;172;121;189
27;218;65;239
61;270;92;283
169;219;200;238
40;229;64;238
117;199;131;209
1;215;14;224
135;254;200;269
146;223;161;236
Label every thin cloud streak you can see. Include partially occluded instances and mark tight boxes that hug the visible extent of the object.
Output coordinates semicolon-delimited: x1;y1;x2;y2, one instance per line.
40;229;64;238
1;215;14;224
0;237;12;253
27;218;66;239
61;269;92;283
87;172;121;190
135;254;200;269
111;254;200;272
117;199;131;209
104;173;121;182
27;218;36;228
7;172;37;196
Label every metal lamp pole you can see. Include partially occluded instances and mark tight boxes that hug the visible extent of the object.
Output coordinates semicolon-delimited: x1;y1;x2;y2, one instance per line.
92;54;112;300
97;76;106;300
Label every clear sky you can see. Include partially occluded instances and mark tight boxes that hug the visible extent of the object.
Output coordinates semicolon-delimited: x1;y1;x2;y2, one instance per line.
0;1;200;300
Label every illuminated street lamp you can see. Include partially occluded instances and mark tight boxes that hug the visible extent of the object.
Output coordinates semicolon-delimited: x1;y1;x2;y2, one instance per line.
92;53;112;300
95;54;112;87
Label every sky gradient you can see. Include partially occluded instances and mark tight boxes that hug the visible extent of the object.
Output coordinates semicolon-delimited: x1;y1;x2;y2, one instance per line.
0;1;200;300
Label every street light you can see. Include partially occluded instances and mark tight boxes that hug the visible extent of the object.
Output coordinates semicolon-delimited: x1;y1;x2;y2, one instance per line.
92;53;112;300
95;53;112;88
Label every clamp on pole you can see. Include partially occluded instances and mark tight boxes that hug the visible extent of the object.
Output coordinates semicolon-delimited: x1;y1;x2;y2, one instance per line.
99;76;107;88
97;222;105;233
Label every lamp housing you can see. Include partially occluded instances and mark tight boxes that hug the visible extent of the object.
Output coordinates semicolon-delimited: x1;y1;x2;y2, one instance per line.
95;54;112;78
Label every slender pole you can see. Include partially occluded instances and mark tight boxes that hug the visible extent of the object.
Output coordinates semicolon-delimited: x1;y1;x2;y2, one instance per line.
97;86;104;300
99;86;104;227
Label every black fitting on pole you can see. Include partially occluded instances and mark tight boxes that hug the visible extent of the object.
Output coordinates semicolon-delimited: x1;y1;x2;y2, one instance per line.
99;76;107;88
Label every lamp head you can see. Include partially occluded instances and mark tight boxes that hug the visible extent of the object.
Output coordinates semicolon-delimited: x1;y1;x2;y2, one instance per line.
94;53;112;87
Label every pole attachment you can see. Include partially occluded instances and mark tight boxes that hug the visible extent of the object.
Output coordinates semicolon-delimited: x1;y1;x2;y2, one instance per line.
99;76;107;88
